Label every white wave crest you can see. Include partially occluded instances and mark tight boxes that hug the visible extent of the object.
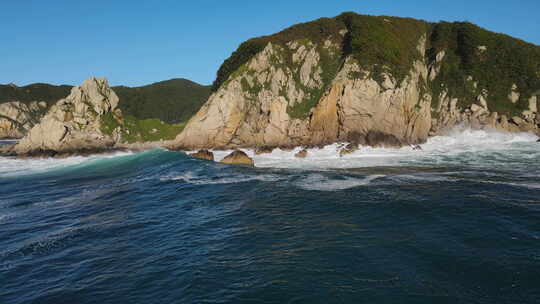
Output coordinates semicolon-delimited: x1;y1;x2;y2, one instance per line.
0;151;135;177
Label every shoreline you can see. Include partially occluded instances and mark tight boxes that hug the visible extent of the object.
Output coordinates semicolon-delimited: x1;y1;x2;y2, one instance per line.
1;127;539;159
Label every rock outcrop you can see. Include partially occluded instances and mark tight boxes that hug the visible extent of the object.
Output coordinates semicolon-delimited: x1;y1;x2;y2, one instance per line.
0;101;47;138
220;150;254;166
190;149;214;161
10;77;119;156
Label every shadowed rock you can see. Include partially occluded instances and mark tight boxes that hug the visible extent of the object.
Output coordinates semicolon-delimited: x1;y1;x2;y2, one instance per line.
190;149;214;161
365;131;403;148
220;150;254;166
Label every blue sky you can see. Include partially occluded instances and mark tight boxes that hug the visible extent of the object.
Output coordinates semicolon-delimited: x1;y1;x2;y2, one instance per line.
1;0;538;87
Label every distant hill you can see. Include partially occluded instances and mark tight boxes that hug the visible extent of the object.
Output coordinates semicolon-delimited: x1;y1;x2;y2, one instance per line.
0;83;72;106
113;78;211;124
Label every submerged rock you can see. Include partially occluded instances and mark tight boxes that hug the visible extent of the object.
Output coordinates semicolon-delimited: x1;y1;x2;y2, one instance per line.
190;149;214;161
295;149;308;158
220;150;254;166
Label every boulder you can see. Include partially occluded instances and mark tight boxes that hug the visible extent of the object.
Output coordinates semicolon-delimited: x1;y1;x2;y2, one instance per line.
190;149;214;161
220;150;254;166
295;149;308;158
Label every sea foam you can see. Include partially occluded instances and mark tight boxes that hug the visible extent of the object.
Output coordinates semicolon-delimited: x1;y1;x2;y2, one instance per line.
211;128;539;169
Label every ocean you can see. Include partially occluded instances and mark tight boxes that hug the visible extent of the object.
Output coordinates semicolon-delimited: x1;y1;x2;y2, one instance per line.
1;129;540;303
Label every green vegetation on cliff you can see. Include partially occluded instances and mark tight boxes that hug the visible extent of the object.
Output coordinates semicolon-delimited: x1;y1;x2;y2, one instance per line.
212;17;346;92
428;22;540;116
341;13;428;83
213;13;428;93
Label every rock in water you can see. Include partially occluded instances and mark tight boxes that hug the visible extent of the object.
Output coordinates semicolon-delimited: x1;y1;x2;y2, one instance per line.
295;149;308;158
255;146;274;155
14;77;119;156
190;149;214;161
339;143;358;157
220;150;254;166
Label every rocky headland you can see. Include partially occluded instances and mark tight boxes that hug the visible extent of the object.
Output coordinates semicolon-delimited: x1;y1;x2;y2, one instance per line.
171;12;540;156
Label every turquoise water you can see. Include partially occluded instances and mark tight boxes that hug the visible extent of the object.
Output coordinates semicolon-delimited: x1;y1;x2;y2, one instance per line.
1;130;540;303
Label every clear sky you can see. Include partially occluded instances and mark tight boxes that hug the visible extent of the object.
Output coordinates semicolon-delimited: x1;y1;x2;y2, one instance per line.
1;0;539;87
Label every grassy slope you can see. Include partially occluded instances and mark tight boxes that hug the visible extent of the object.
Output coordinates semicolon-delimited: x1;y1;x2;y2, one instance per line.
109;78;211;143
213;12;540;118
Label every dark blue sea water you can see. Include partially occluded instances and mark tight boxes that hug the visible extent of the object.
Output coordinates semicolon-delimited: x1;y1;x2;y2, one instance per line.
1;130;540;303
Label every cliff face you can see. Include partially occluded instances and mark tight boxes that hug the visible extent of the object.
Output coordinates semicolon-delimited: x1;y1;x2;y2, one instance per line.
176;40;431;149
0;83;71;139
0;101;48;138
13;77;119;155
173;13;540;150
